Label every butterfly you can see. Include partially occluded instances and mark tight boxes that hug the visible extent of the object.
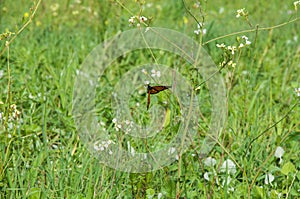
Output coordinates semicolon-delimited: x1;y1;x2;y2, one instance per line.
147;84;171;110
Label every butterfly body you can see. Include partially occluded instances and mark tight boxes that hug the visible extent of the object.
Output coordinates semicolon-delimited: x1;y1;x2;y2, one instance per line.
147;84;171;110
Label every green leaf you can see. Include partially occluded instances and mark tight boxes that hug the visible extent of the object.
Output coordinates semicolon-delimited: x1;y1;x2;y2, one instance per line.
28;187;41;199
281;161;296;175
285;131;300;142
146;188;155;199
162;108;171;127
253;185;264;198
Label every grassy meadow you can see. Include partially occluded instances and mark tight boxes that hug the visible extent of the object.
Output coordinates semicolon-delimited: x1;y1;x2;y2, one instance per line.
0;0;300;198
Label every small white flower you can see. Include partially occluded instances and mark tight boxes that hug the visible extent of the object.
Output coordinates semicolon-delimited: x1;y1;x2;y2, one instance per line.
125;120;130;125
128;16;135;24
50;3;59;12
127;141;135;156
193;1;200;8
220;159;236;174
219;7;224;14
222;176;232;186
10;104;17;110
228;187;235;192
242;35;248;40
275;146;284;164
194;23;206;35
168;147;176;155
141;68;148;74
264;173;275;185
103;142;109;148
194;29;201;35
146;3;153;8
156;71;161;77
245;40;251;45
151;69;161;77
294;1;300;10
72;10;79;15
204;157;217;167
295;88;300;96
139;16;147;22
293;35;298;41
231;62;237;67
158;193;163;199
94;143;100;151
112;92;117;98
274;146;284;158
112;118;117;123
227;45;237;55
236;8;246;18
216;43;226;48
29;93;35;99
204;172;211;181
241;36;251;45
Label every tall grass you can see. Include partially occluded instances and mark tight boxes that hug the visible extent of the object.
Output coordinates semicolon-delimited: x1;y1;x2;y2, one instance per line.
0;0;299;198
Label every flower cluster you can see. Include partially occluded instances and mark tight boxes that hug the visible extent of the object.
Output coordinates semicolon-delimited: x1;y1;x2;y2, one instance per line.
128;16;148;27
0;103;22;133
10;104;21;119
0;31;15;41
112;118;134;134
239;36;251;47
194;23;207;35
142;68;161;78
217;36;251;53
50;3;59;16
93;139;114;154
151;69;161;77
203;157;236;193
216;36;251;67
264;146;286;186
236;8;247;18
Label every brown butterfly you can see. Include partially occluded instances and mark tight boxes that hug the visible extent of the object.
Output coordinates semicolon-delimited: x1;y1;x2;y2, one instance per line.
147;84;171;110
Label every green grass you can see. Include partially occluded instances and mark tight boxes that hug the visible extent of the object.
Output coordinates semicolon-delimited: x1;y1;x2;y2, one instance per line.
0;0;299;198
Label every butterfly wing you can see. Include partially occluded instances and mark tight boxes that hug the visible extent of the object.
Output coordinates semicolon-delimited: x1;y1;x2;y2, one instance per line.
149;85;171;94
146;84;171;110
